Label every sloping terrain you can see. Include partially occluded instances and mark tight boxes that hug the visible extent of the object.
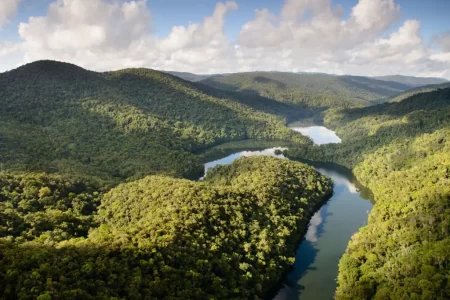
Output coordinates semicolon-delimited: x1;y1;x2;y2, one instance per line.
374;74;448;88
285;87;450;299
165;71;213;82
200;72;411;109
0;157;332;300
389;81;450;102
0;60;309;182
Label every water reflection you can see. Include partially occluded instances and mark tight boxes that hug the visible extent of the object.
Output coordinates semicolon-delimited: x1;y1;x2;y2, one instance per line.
201;125;372;300
289;123;342;145
318;168;359;194
275;204;330;300
273;165;372;300
203;147;286;178
305;210;324;243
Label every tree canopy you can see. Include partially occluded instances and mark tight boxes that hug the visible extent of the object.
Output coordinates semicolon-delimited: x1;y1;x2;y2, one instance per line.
0;157;332;299
0;60;309;183
286;87;450;299
200;72;411;111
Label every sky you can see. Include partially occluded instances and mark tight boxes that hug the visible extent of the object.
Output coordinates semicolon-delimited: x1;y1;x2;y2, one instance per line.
1;0;450;78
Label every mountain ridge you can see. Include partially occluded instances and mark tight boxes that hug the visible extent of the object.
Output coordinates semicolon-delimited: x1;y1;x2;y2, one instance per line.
199;71;412;109
0;60;309;182
374;74;448;88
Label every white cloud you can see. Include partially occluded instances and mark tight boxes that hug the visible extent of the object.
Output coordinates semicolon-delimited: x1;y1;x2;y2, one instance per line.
236;0;450;78
305;210;323;242
350;20;424;65
349;0;400;32
18;0;152;70
156;1;238;72
14;0;238;73
0;0;20;28
1;0;450;78
435;32;450;53
0;41;18;56
239;0;400;51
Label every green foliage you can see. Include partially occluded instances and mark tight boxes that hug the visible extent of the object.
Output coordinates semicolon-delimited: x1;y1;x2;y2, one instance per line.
0;60;308;183
0;157;332;299
374;75;448;88
389;82;450;102
336;129;450;300
0;172;101;243
200;72;410;110
286;87;450;299
286;88;450;168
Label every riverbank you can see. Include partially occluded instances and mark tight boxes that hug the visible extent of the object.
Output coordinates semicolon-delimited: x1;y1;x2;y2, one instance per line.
201;122;373;300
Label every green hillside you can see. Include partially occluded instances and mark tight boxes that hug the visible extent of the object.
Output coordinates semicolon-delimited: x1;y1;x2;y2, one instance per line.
200;72;411;110
390;81;450;102
165;71;213;82
0;156;332;299
374;75;448;88
0;60;309;183
285;87;450;299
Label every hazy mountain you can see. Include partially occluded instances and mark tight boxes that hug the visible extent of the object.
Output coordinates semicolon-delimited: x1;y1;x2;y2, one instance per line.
389;81;450;102
164;71;213;82
200;72;411;109
374;74;448;88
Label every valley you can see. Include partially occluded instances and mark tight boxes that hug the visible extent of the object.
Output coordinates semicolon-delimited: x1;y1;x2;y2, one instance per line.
0;60;449;300
201;124;373;300
2;0;450;299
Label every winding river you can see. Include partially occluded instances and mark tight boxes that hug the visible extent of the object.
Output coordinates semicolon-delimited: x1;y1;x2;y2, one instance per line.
202;124;373;300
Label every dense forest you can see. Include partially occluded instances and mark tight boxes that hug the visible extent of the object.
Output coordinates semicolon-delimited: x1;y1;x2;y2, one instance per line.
200;72;411;110
336;128;450;300
389;81;450;102
0;157;332;299
1;59;449;300
0;60;310;183
285;87;450;299
373;75;447;88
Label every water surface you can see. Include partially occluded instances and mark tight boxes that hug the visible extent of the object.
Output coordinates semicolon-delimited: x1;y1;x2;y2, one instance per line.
289;122;341;145
202;125;372;300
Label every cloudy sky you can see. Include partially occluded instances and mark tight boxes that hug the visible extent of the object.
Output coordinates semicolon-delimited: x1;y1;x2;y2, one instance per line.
1;0;450;78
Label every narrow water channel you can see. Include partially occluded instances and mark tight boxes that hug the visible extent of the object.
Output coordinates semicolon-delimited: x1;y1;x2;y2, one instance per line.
202;125;373;300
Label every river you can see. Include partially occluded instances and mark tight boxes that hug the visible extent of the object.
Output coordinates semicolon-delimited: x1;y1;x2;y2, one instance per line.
202;124;373;300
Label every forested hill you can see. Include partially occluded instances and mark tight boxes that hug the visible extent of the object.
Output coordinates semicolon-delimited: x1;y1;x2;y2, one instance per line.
389;81;450;102
374;74;448;88
199;72;411;109
0;156;332;299
285;87;450;299
0;60;309;182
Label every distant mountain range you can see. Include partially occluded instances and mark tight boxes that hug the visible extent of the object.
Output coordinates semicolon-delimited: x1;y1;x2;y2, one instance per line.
373;75;448;88
389;81;450;102
167;70;448;90
164;71;212;82
2;61;447;183
198;72;412;108
1;60;450;300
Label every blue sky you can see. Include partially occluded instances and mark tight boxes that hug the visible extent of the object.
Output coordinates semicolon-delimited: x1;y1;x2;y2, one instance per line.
3;0;449;43
149;0;450;47
1;0;450;77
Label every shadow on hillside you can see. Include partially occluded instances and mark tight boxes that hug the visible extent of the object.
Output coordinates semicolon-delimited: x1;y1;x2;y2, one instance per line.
105;71;306;124
340;75;410;97
195;81;309;119
336;88;450;123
